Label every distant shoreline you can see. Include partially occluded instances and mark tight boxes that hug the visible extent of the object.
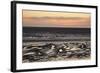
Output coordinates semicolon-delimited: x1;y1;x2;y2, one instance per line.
23;27;90;34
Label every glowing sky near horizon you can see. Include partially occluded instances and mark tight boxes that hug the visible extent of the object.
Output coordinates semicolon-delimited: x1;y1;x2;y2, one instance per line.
22;10;91;28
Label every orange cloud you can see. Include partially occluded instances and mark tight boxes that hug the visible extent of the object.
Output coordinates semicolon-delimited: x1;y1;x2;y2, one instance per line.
22;10;91;28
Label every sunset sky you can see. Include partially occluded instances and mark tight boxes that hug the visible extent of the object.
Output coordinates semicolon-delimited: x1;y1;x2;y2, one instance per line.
22;10;91;28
